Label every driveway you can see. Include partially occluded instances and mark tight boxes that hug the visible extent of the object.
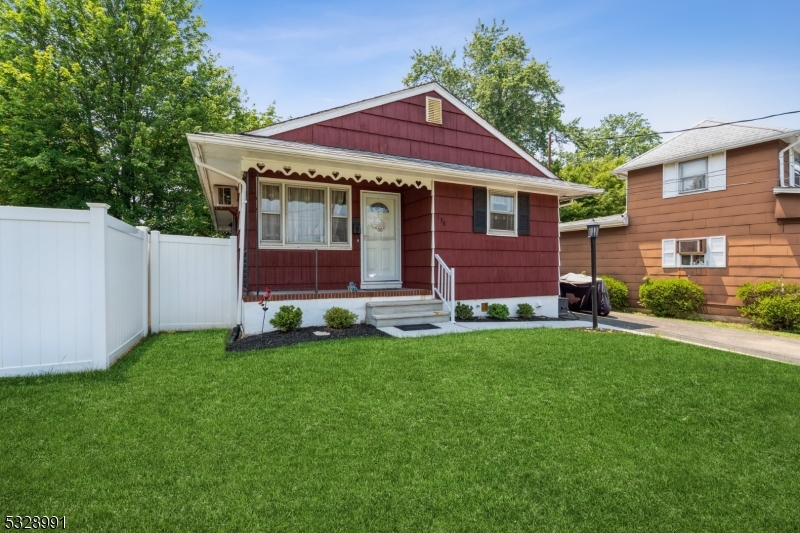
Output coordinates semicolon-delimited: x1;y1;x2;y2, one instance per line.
577;313;800;366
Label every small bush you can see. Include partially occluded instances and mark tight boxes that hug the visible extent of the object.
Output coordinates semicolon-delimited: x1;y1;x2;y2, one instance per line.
600;275;629;310
270;305;303;332
487;303;510;320
638;278;705;318
323;306;358;329
737;280;800;331
752;294;800;331
455;302;474;321
517;303;535;319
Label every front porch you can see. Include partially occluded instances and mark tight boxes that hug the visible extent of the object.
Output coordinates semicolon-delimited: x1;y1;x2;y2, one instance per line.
243;288;431;302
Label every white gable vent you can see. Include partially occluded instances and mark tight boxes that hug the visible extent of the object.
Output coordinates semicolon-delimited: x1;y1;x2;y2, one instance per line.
215;186;235;207
425;97;442;125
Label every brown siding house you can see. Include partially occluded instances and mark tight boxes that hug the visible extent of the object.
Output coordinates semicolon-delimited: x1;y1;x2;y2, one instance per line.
560;120;800;317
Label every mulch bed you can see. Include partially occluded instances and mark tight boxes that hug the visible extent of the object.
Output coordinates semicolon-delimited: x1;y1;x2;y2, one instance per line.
226;324;390;352
458;316;564;323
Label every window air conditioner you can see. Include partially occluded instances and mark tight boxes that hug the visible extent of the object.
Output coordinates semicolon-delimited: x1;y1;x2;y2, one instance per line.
215;186;234;207
678;239;706;254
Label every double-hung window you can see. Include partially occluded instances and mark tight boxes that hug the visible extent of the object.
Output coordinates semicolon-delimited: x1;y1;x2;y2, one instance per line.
679;158;708;194
259;179;351;248
488;190;516;235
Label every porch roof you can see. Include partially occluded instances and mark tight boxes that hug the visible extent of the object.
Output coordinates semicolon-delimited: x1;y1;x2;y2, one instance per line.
188;132;600;229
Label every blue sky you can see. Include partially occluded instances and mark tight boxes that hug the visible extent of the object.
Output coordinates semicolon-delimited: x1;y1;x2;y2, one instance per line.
199;0;799;135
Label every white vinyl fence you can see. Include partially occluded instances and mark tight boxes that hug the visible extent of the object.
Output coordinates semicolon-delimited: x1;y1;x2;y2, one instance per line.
0;204;148;376
150;232;237;332
0;204;238;377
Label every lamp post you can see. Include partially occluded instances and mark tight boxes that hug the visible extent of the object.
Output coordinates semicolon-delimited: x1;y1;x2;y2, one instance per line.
587;221;600;330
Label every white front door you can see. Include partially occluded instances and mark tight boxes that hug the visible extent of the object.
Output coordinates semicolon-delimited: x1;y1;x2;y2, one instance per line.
361;191;402;288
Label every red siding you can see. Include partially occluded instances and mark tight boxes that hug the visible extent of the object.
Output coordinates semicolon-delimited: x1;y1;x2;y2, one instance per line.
244;169;432;293
270;92;546;176
433;182;560;300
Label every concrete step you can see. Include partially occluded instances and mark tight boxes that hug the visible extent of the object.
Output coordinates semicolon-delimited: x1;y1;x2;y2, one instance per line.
369;310;451;328
365;299;444;321
365;299;442;311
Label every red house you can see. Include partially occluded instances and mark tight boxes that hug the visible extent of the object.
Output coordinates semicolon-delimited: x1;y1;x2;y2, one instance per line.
187;83;598;333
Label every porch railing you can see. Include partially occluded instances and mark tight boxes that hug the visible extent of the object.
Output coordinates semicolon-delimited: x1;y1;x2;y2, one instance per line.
434;254;456;323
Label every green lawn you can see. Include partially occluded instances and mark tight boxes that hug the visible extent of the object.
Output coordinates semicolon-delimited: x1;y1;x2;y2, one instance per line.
2;330;799;532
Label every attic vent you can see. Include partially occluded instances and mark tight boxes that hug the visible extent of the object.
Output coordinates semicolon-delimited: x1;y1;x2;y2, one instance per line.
216;186;233;207
425;97;442;125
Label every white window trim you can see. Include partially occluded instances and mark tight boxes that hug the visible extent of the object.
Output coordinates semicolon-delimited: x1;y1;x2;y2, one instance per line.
487;188;518;237
666;236;727;269
677;156;709;195
258;177;352;250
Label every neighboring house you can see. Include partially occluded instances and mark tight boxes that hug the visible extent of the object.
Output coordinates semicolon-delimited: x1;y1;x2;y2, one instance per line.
187;83;598;332
560;119;800;317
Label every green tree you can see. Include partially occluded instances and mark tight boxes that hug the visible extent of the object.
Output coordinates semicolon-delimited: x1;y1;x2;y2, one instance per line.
569;112;660;161
558;155;626;222
558;113;660;222
0;0;276;235
403;20;567;158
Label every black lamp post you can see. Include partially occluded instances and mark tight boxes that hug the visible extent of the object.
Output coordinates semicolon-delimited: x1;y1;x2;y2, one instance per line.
587;220;600;329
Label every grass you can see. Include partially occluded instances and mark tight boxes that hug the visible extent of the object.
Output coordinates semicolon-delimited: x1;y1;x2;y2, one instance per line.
1;329;800;532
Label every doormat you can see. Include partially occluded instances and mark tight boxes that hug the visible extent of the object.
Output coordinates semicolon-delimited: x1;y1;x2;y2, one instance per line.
395;324;441;331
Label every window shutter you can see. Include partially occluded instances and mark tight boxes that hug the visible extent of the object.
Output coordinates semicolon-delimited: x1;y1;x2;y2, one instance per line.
662;239;677;268
518;193;530;236
473;187;487;233
663;163;678;198
706;236;727;268
708;152;726;192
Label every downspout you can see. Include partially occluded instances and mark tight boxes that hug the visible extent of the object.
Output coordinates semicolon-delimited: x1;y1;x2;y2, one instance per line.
778;137;800;187
194;158;247;327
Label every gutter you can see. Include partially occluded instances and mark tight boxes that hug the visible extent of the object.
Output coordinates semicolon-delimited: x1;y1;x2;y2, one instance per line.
193;157;247;328
186;133;600;201
559;213;629;233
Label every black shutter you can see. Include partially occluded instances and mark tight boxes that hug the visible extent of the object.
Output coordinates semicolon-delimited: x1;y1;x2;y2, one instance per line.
518;193;530;236
473;187;487;233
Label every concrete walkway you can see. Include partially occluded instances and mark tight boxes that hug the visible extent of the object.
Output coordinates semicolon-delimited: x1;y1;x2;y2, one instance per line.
574;313;800;366
378;319;616;339
379;313;800;366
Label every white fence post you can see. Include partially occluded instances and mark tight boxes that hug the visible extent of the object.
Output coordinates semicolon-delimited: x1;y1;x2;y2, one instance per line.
87;203;109;370
230;235;238;326
150;231;161;334
136;226;150;336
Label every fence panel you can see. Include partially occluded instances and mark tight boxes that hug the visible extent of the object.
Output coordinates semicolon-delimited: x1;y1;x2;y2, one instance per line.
0;207;94;376
104;215;148;365
151;233;237;332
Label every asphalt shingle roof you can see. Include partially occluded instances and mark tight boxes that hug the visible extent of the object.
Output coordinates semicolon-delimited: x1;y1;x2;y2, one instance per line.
615;119;799;175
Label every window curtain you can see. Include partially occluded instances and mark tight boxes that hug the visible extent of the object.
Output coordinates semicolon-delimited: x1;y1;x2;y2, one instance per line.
287;187;325;244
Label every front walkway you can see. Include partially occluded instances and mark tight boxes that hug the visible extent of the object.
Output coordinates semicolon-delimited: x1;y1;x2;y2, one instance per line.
378;319;615;338
379;313;800;366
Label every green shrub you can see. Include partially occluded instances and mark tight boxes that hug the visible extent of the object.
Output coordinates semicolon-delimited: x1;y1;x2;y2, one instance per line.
270;305;303;332
736;280;800;330
600;275;629;310
323;306;358;329
455;302;474;321
517;303;535;319
638;278;705;318
751;294;800;331
487;303;510;320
